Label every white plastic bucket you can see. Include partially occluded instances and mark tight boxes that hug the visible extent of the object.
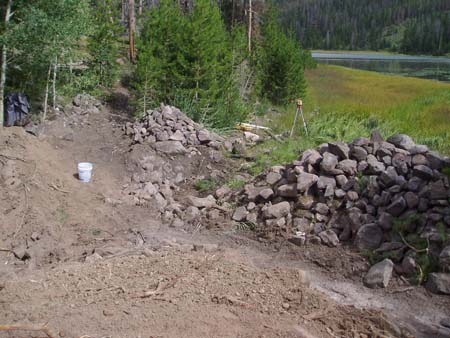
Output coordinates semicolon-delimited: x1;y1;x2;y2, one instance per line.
78;162;93;182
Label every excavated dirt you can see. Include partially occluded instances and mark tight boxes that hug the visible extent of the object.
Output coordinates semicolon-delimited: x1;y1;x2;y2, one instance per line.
0;96;449;338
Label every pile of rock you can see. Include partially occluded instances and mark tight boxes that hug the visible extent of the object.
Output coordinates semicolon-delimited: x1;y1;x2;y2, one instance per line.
234;132;450;292
121;105;230;229
124;104;223;154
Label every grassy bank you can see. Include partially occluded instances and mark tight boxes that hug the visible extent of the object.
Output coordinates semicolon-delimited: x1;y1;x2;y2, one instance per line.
249;65;450;173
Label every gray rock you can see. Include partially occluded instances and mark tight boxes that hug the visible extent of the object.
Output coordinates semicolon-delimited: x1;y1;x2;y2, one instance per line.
328;141;350;160
429;180;449;200
401;256;416;275
413;165;434;180
409;144;428;155
385;196;407;217
335;189;346;198
440;245;450;272
187;195;216;208
314;203;329;215
259;188;274;200
12;245;31;261
379;166;398;187
319;230;340;247
185;206;201;221
153;141;187;154
387;134;415;151
297;195;315;210
404;191;419;209
266;172;282;185
317;176;336;190
355;224;383;250
297;172;319;192
347;191;359;201
320;152;339;174
392;153;410;175
197;129;211;143
412;154;429;166
426;151;444;170
232;206;248;222
407;177;423;192
337;159;357;175
426;273;450;295
371;129;384;143
169;130;185;142
366;154;385;174
336;175;348;188
350;146;368;161
440;318;450;329
263;201;291;219
277;184;297;198
215;186;231;199
363;259;394;288
300;149;322;166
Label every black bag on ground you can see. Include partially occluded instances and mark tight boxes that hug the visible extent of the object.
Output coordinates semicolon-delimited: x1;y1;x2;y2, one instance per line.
4;93;30;127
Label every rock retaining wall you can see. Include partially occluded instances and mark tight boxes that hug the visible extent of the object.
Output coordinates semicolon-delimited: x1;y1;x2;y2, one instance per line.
235;131;450;292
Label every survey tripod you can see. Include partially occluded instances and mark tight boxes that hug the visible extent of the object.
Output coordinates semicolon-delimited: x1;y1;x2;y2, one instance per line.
290;98;309;138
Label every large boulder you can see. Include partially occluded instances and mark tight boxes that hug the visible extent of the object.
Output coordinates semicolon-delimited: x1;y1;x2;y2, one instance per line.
263;201;291;219
320;152;339;174
355;224;383;250
297;172;319;192
385;196;407;217
387;134;415;151
363;259;394;288
319;230;340;247
328;141;350;160
426;273;450;295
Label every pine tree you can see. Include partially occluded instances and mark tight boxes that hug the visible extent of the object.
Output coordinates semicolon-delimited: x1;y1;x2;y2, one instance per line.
256;7;307;106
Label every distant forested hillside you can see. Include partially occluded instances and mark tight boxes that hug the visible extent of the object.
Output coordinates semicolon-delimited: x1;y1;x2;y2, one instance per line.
275;0;450;55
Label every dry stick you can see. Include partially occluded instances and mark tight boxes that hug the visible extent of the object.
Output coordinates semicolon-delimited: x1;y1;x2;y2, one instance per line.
0;323;59;338
49;183;71;194
398;232;429;254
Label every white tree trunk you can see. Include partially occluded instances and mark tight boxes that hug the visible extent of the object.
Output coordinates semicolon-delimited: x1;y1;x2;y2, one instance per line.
52;56;58;110
248;0;252;53
0;0;12;127
42;63;52;124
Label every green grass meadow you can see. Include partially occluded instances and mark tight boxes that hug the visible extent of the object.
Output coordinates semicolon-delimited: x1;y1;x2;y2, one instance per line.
249;65;450;173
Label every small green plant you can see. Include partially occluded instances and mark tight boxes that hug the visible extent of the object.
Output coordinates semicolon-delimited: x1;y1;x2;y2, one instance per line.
227;178;246;189
92;229;102;236
195;177;218;192
236;221;257;232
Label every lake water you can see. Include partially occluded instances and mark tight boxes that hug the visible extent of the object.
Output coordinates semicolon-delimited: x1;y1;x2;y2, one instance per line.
312;52;450;82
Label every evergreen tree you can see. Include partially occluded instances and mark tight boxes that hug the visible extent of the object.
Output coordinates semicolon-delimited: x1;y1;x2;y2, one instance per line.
256;7;307;106
135;0;247;128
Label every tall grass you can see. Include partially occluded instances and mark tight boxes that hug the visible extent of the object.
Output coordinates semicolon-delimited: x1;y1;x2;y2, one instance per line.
248;65;450;173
